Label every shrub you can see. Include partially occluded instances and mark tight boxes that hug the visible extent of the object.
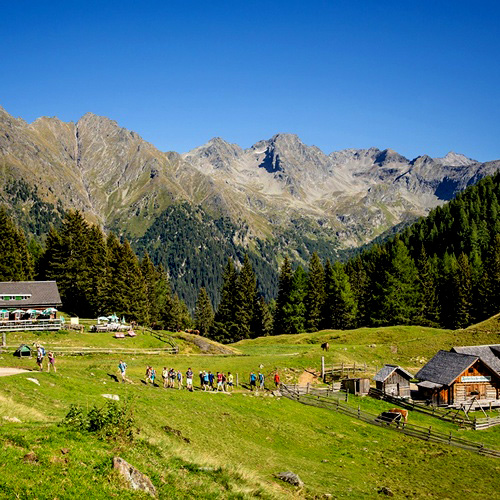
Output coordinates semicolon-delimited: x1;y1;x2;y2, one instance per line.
61;400;136;442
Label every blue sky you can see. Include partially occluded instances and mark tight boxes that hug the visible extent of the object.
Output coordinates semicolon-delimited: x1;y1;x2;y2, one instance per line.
1;1;499;161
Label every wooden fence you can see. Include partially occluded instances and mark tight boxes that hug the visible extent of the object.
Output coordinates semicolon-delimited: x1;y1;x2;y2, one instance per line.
322;360;372;382
0;319;63;332
281;385;500;458
369;388;500;430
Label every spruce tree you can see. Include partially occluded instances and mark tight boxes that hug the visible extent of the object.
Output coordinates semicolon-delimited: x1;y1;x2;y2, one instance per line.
233;255;257;340
415;245;439;326
381;238;420;325
323;261;357;329
452;253;472;328
283;266;307;334
212;258;238;342
305;252;325;332
0;207;34;280
252;296;273;338
195;287;214;336
274;257;294;335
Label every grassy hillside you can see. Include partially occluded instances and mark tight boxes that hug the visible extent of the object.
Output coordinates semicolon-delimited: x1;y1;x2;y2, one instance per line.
1;323;500;498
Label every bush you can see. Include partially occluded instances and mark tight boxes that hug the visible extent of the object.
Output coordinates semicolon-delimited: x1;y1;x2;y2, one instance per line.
61;400;136;442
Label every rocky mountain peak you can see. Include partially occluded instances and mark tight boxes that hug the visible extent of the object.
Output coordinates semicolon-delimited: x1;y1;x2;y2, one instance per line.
437;151;476;167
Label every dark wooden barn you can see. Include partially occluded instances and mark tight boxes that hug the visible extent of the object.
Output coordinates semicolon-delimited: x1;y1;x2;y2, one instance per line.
373;365;413;397
341;377;370;395
415;350;500;406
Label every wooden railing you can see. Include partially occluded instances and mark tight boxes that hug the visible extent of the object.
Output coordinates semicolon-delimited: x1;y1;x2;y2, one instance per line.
281;385;500;458
0;319;63;332
369;387;500;430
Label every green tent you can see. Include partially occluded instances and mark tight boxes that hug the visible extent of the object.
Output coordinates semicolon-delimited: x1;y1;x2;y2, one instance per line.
13;344;31;358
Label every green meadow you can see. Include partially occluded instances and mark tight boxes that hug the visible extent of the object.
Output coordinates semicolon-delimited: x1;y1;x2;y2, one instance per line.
1;320;500;499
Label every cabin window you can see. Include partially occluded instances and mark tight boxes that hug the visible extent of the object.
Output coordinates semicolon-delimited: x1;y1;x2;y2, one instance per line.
468;367;474;373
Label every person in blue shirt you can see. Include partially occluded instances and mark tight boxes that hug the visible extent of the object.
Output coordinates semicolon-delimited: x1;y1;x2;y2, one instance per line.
250;371;257;391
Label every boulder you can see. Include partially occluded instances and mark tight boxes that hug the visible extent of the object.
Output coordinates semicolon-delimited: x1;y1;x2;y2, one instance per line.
3;416;21;423
113;457;156;497
102;394;120;400
26;378;40;385
275;471;304;488
378;486;394;496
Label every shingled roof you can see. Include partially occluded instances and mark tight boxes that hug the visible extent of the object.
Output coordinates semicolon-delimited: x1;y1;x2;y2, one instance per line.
373;364;413;382
451;345;500;373
415;350;480;386
0;281;62;308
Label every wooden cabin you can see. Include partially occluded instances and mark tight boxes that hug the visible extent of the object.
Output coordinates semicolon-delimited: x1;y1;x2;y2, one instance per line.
373;365;413;397
415;350;500;406
451;345;500;375
342;377;370;395
0;281;62;318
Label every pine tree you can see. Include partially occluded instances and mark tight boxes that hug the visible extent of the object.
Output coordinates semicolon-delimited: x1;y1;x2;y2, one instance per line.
212;259;238;343
323;261;357;329
305;252;325;332
274;257;294;335
195;287;214;336
415;245;439;326
481;234;500;318
283;266;307;334
252;296;273;338
233;255;257;340
452;253;472;328
0;207;34;280
380;238;420;325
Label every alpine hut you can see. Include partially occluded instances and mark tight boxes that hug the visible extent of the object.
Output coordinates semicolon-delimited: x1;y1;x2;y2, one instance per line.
450;345;500;375
373;365;413;397
415;350;500;406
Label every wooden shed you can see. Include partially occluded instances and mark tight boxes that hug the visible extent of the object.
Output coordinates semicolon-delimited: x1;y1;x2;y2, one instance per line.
373;365;413;397
342;377;370;395
415;350;500;406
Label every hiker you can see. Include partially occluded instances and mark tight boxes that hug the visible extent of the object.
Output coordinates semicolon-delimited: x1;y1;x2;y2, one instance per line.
216;371;224;392
118;360;127;382
177;369;183;389
249;371;257;391
36;345;45;371
208;371;215;390
162;367;169;388
47;351;56;373
186;368;194;391
170;368;177;388
227;372;234;392
199;371;204;389
222;372;227;391
150;366;157;386
203;371;210;391
146;366;155;385
274;372;281;388
258;371;265;390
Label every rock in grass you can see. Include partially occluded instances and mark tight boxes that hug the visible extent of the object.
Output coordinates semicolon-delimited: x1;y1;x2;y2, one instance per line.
113;457;156;497
26;378;40;385
3;416;21;423
275;471;304;488
23;452;38;464
378;486;394;496
102;394;120;400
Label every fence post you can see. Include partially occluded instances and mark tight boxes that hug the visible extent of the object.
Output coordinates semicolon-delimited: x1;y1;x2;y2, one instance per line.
306;383;310;394
357;405;360;419
345;391;348;402
321;356;325;382
428;426;432;440
2;332;6;347
448;432;452;444
236;373;239;387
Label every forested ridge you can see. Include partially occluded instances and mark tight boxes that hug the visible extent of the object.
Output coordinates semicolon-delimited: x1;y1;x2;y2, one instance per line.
1;172;499;341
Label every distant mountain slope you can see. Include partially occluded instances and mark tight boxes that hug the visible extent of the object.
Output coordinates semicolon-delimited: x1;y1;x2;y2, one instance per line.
1;105;499;306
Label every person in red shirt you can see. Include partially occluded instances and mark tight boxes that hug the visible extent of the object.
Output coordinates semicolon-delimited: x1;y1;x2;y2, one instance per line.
274;372;280;388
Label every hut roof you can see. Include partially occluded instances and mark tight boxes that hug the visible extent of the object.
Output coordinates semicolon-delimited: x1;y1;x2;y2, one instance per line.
451;345;500;373
415;350;480;386
0;281;62;308
373;364;413;383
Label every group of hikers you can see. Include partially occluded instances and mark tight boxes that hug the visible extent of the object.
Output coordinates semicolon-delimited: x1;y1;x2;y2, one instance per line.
117;360;281;392
34;343;56;372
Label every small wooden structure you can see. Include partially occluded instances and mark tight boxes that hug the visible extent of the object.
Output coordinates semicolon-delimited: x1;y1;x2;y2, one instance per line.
373;365;413;397
341;377;370;395
415;350;500;406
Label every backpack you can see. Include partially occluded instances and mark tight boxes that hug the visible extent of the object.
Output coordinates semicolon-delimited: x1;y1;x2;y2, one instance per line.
177;372;181;380
40;347;46;357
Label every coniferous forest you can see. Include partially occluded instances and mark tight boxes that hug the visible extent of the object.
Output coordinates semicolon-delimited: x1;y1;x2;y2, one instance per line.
1;172;500;341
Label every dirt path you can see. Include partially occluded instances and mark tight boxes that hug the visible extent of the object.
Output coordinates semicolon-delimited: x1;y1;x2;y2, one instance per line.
0;367;30;377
